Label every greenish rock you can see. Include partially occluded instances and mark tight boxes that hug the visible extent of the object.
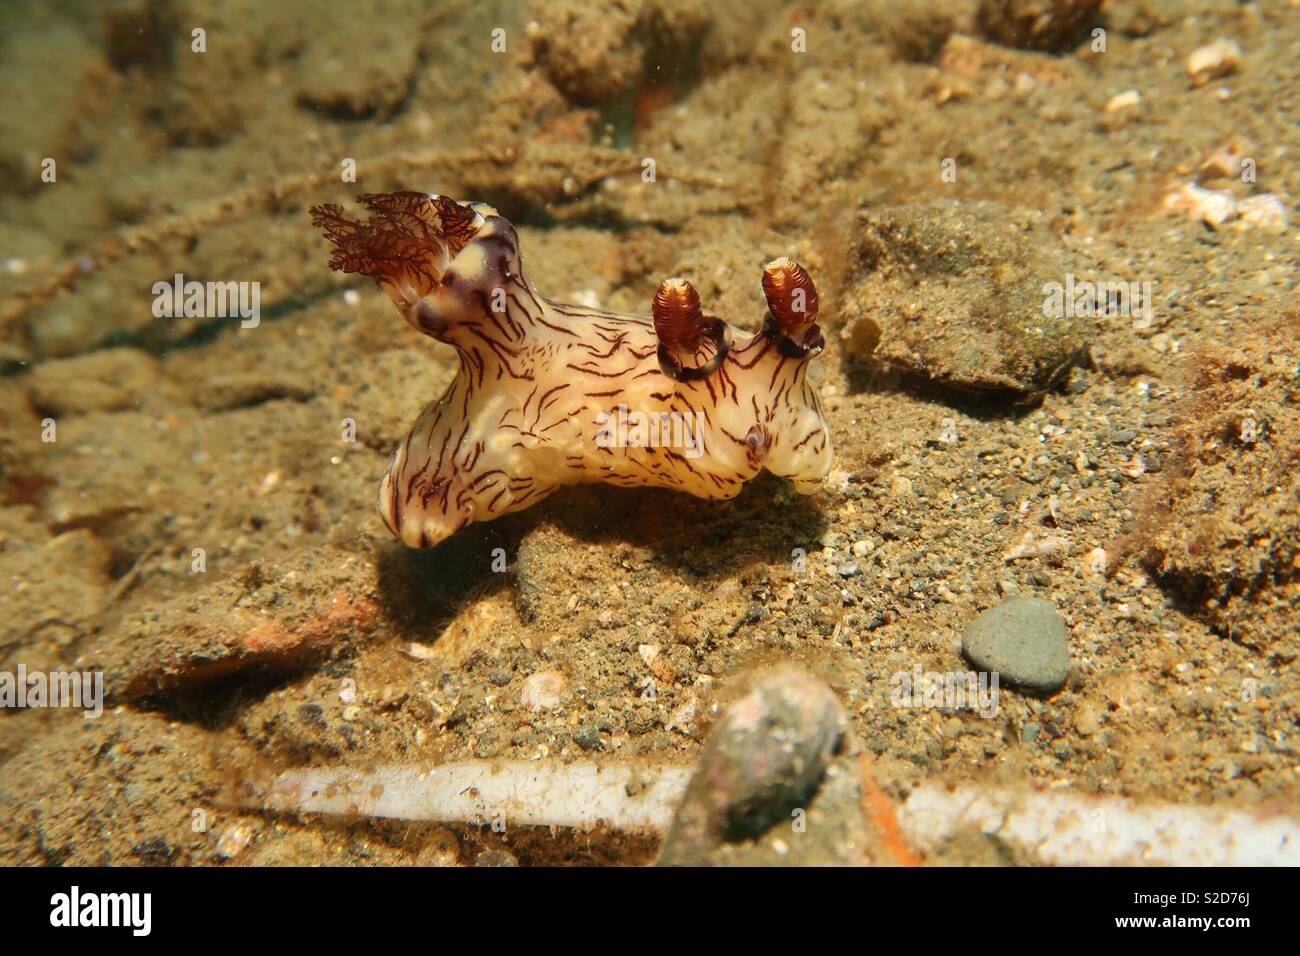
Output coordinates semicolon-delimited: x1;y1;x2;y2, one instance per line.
572;726;603;752
962;597;1070;693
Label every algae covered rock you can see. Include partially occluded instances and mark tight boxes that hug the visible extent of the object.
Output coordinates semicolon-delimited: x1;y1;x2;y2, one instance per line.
657;667;846;865
842;200;1088;398
1129;322;1300;648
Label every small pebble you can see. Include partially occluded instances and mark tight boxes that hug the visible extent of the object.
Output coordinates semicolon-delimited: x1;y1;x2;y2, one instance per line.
474;849;518;867
215;824;254;860
396;641;437;661
961;597;1071;694
1104;89;1140;112
413;827;460;867
520;669;565;712
1187;39;1240;87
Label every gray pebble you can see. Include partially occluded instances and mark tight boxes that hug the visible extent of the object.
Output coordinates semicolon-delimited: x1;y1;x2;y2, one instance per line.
961;597;1070;693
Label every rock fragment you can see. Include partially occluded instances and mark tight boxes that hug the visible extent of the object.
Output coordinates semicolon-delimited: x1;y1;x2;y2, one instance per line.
976;0;1101;53
22;348;162;416
657;667;846;865
843;201;1087;398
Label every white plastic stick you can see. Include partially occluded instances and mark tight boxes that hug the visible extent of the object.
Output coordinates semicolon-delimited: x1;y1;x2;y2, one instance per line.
264;760;694;832
900;784;1300;866
260;760;1300;865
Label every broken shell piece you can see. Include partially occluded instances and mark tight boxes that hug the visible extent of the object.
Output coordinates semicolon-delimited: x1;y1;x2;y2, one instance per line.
1166;182;1290;231
664;694;697;736
396;641;437;661
1166;182;1240;229
521;670;566;712
215;823;254;860
1187;39;1241;87
1236;193;1289;230
1003;531;1071;563
1197;140;1253;182
1120;455;1146;479
1103;90;1140;112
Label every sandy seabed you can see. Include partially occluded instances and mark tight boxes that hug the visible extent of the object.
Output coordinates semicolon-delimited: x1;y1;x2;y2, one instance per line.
0;0;1296;866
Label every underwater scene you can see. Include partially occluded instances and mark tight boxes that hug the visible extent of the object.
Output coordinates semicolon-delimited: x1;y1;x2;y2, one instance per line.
0;0;1297;872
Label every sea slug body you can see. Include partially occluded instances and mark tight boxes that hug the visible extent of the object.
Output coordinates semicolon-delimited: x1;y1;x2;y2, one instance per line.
311;192;833;548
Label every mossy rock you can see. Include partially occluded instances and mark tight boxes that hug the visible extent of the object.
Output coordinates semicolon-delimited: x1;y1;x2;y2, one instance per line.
842;199;1090;399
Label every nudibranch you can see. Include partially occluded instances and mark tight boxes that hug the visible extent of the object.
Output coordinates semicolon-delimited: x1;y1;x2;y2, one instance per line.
310;192;832;548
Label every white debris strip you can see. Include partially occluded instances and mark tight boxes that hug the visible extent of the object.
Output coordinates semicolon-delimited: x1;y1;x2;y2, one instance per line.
258;760;1300;865
901;785;1300;866
263;760;694;832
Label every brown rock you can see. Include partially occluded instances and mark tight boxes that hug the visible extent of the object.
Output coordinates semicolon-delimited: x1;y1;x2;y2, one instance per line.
976;0;1101;53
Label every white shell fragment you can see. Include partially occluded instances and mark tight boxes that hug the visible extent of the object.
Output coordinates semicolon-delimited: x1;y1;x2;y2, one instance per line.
1167;183;1238;228
1187;39;1241;86
1103;90;1140;112
520;669;566;712
1236;193;1289;230
1166;182;1289;231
